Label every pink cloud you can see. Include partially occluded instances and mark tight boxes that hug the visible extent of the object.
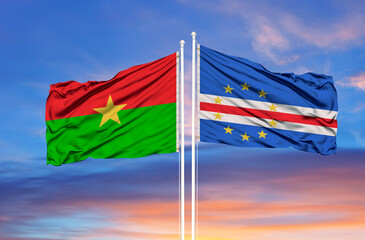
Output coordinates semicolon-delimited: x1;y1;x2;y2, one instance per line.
338;72;365;91
348;72;365;90
69;200;180;240
280;14;365;49
181;0;365;64
250;17;300;65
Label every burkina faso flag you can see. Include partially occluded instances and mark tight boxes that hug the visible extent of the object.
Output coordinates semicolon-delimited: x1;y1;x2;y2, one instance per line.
46;53;179;166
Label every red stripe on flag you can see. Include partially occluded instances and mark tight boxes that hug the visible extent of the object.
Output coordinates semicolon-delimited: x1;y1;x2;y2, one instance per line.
46;53;176;121
200;102;337;128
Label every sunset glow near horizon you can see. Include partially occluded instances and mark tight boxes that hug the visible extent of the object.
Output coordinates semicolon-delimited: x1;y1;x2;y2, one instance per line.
1;0;365;239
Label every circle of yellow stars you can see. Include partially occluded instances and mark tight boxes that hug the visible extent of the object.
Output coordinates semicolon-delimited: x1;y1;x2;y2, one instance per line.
210;82;284;142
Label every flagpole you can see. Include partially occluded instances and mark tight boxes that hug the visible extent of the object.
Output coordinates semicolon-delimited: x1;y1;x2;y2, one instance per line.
180;39;185;240
191;32;197;240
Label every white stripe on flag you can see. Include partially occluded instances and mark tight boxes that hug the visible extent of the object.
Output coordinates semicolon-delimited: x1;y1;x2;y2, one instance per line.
199;110;337;137
200;94;338;120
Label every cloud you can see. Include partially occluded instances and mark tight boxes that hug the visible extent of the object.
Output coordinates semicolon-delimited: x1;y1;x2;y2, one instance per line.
250;17;300;65
280;14;365;49
193;148;365;239
181;0;365;64
348;73;365;90
183;0;301;64
1;147;365;239
338;72;365;91
0;154;181;239
76;201;179;240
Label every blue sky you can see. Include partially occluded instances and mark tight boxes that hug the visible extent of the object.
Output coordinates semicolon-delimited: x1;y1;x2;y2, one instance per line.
1;0;365;239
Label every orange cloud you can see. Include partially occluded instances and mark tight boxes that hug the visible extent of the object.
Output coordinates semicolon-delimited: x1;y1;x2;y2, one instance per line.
63;164;365;240
69;200;180;240
192;165;365;239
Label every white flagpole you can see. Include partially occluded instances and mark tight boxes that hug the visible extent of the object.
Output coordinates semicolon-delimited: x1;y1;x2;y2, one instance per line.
180;40;185;240
191;32;197;240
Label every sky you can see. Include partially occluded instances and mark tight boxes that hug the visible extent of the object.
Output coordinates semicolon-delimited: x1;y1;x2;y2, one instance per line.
0;0;365;239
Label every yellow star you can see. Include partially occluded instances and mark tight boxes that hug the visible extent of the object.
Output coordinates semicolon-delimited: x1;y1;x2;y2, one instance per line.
241;132;250;141
214;112;223;120
269;103;277;111
224;125;233;134
241;82;250;91
224;85;233;94
258;130;268;139
269;120;278;128
214;96;223;104
258;89;267;98
93;95;127;127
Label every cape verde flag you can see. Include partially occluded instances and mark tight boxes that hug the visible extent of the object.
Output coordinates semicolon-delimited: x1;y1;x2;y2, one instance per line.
198;45;338;154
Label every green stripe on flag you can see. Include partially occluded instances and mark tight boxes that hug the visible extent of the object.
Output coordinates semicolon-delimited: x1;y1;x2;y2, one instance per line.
46;103;176;166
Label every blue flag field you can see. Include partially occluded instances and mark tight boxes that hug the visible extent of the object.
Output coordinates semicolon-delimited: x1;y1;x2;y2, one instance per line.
198;45;338;154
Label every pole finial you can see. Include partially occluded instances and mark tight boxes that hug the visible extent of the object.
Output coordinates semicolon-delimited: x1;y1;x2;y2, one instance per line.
180;40;185;46
191;32;197;38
